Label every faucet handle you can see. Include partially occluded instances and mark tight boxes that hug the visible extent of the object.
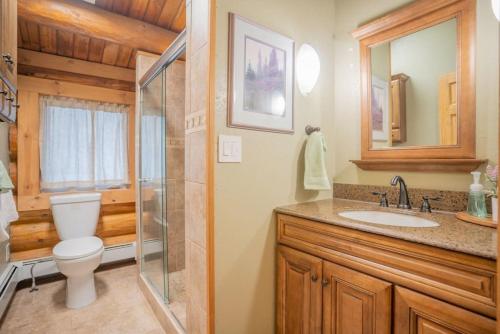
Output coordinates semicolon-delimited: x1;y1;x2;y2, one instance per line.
420;196;441;213
372;192;389;207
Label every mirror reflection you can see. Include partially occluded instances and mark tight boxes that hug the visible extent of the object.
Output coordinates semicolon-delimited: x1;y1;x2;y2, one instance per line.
370;18;457;148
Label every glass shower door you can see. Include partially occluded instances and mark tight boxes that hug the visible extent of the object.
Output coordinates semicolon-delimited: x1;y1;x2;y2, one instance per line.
139;70;168;301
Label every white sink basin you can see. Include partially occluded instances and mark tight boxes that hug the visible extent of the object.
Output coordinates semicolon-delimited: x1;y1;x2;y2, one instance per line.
338;210;439;228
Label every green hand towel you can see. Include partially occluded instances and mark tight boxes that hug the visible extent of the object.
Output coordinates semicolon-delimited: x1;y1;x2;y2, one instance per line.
304;131;331;190
0;161;13;191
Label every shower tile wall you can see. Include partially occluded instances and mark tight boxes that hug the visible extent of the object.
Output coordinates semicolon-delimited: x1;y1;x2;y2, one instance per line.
166;61;186;273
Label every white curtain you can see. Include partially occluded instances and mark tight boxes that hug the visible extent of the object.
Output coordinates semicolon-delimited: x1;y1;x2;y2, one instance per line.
40;95;129;191
140;115;164;182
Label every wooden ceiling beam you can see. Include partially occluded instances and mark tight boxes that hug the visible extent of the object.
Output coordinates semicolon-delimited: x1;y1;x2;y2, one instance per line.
18;0;178;55
18;49;135;82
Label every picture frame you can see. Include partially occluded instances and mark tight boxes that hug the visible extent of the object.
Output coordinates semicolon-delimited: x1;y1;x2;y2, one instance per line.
228;13;295;134
371;75;390;142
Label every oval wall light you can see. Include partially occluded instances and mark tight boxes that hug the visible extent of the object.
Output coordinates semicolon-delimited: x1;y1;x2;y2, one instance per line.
493;0;500;21
296;44;320;96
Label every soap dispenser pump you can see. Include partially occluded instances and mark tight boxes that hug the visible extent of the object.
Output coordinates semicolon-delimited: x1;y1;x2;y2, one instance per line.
467;171;487;218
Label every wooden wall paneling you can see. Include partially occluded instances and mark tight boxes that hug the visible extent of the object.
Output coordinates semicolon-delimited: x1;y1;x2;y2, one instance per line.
26;21;41;51
171;1;187;33
101;42;120;66
10;234;137;261
56;30;74;57
18;65;135;92
18;76;135;104
18;49;135;83
111;0;132;15
73;34;90;60
88;38;105;63
95;0;114;10
39;25;57;54
143;0;166;24
18;19;30;47
115;46;133;68
128;49;138;69
9;211;135;253
17;90;41;198
18;0;178;55
157;0;184;29
127;0;150;20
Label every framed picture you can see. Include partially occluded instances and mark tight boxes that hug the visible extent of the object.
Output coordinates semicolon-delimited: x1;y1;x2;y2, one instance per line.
371;75;389;142
228;13;295;133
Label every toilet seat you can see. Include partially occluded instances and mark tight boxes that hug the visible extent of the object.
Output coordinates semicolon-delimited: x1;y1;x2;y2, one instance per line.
53;236;103;260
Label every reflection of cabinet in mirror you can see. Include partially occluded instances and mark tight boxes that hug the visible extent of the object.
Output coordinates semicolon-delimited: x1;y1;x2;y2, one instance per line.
439;72;457;145
350;0;486;172
391;73;408;144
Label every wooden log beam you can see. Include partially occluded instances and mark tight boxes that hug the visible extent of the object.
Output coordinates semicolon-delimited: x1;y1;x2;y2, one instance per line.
18;49;135;82
18;0;178;55
18;64;135;92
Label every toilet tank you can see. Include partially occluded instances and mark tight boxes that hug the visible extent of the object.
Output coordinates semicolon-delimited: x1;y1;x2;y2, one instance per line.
50;193;102;240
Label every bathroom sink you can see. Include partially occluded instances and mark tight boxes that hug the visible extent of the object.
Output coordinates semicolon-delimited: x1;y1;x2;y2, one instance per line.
338;210;439;228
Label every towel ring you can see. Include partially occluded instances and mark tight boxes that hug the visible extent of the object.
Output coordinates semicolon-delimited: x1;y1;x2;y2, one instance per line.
305;125;321;135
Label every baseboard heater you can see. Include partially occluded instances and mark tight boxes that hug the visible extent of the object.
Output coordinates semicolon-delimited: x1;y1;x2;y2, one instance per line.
0;263;20;319
0;242;136;319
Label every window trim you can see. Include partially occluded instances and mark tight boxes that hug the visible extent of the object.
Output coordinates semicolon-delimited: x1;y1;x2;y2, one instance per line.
16;76;136;211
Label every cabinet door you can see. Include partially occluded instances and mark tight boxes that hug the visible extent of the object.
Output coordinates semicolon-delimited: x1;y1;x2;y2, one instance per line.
277;246;323;334
323;261;392;334
394;286;495;334
1;0;17;87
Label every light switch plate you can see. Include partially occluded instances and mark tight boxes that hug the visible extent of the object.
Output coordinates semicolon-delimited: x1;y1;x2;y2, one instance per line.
218;135;242;163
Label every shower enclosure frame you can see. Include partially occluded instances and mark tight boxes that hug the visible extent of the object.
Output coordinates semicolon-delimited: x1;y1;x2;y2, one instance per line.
136;30;186;331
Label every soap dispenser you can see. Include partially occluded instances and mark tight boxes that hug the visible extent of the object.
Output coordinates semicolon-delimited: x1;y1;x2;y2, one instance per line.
467;171;487;218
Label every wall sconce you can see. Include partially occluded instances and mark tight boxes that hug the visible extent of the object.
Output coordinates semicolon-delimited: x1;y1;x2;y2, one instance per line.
296;44;320;96
493;0;500;21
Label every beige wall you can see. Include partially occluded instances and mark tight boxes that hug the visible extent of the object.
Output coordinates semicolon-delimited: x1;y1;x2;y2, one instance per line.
333;0;499;191
214;0;335;333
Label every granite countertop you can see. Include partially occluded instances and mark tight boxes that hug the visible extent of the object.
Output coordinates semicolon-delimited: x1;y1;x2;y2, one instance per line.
275;198;497;260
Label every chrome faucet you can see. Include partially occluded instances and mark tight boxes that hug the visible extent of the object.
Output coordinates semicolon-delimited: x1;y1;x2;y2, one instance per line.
390;176;411;209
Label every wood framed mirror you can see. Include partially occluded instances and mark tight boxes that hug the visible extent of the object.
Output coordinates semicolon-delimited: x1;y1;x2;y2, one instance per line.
351;0;485;172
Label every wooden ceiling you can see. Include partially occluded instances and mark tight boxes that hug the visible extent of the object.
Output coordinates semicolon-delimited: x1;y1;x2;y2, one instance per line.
94;0;186;33
17;0;186;70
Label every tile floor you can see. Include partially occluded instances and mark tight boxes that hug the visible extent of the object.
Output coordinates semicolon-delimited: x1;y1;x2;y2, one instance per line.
0;263;166;334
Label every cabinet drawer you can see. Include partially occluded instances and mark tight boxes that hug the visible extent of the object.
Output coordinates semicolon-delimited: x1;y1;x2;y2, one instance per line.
277;214;496;318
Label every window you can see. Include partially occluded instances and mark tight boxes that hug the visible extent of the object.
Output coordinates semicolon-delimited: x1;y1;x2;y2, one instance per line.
39;95;129;192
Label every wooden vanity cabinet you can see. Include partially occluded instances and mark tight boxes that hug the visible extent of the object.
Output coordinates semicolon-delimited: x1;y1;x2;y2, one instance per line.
276;214;496;334
277;246;323;334
0;0;17;123
277;246;392;334
0;0;17;88
395;287;495;334
323;261;392;334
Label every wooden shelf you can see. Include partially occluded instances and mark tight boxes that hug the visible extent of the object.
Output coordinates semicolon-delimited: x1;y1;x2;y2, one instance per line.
350;159;487;172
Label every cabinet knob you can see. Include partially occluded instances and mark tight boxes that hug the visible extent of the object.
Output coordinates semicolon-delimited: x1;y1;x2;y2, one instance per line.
311;274;318;282
321;278;330;287
2;54;14;65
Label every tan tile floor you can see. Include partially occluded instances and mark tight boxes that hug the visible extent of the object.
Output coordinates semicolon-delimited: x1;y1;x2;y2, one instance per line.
0;263;166;334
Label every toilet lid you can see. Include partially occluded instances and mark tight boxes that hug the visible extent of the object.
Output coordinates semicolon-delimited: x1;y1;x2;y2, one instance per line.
53;236;103;260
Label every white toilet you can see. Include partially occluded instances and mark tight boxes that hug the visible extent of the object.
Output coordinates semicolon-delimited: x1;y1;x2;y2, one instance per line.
50;193;104;309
